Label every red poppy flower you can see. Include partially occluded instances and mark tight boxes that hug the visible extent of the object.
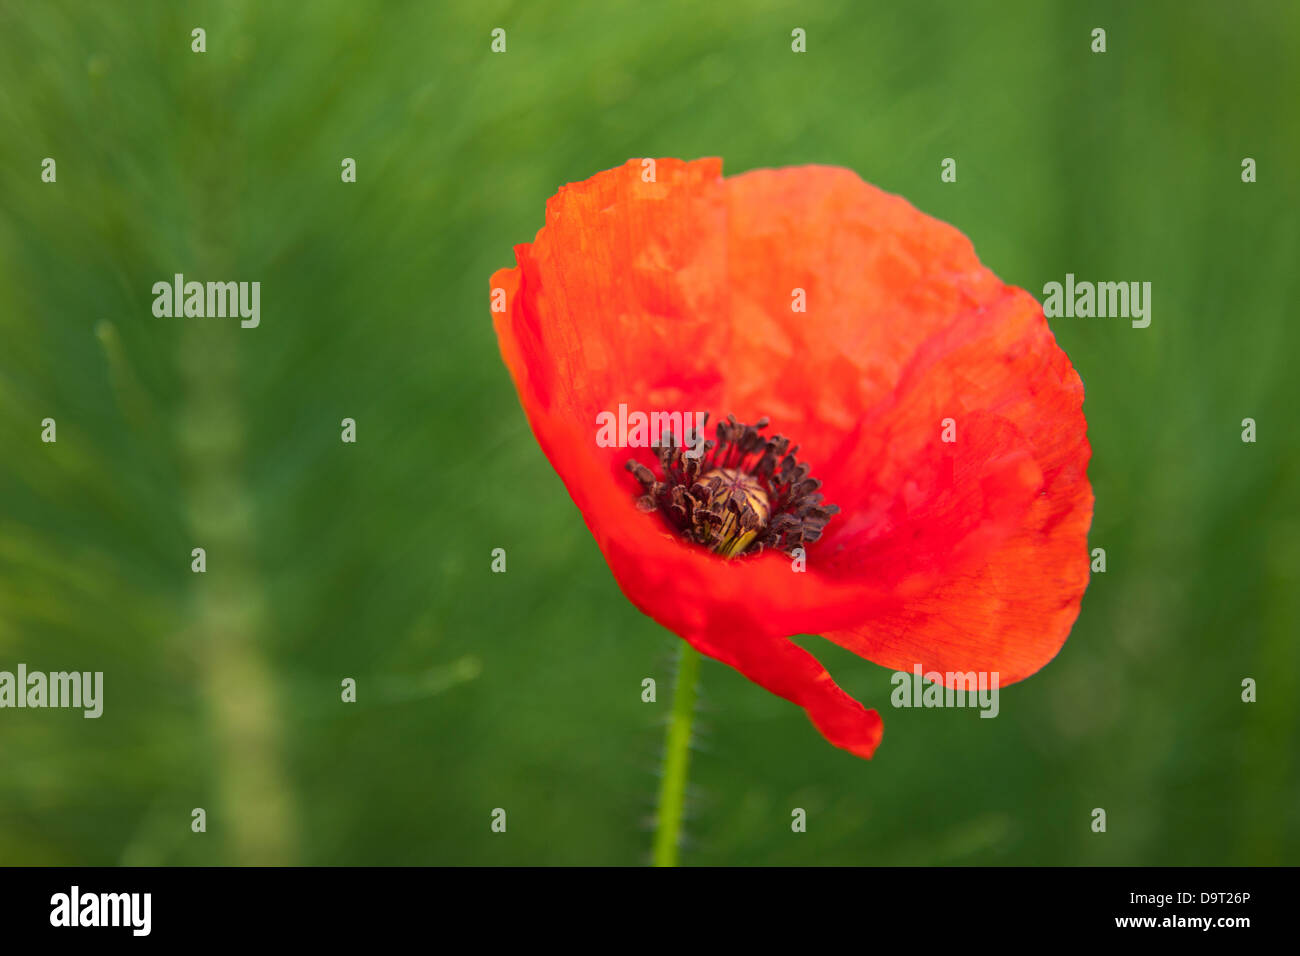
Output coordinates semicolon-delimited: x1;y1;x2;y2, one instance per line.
490;158;1092;759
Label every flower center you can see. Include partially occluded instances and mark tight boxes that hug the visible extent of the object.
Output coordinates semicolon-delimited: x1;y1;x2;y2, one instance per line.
626;414;838;559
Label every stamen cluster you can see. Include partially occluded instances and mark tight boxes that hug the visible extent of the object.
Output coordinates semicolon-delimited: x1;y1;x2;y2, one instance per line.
626;414;838;558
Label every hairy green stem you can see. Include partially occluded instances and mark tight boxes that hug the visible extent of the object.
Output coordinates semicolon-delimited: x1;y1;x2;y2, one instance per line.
652;642;700;867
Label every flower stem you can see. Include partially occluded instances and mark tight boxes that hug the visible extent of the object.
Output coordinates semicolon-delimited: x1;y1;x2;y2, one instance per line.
652;642;701;867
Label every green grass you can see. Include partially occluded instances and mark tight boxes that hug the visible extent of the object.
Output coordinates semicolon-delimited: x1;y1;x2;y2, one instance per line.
0;0;1296;865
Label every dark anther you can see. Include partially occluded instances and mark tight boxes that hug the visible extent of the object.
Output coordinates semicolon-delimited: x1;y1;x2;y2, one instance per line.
625;414;839;559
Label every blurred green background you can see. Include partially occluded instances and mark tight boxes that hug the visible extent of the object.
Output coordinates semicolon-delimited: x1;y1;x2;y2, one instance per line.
1;0;1296;865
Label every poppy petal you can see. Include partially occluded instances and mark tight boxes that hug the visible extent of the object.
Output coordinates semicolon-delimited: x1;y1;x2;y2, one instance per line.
683;624;884;760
